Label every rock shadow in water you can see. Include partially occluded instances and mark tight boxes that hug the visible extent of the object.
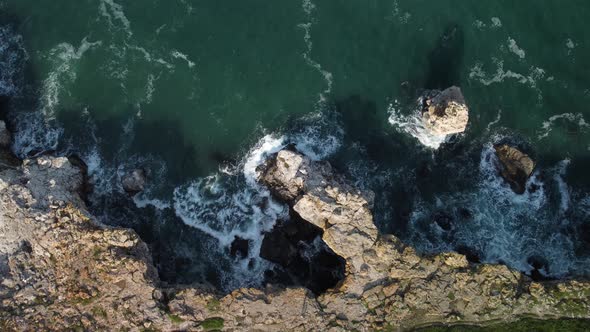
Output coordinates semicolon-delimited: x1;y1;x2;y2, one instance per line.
424;23;465;90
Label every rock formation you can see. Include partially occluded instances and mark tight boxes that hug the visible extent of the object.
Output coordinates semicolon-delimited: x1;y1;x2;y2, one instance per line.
422;86;469;136
1;143;588;331
494;144;536;194
121;168;147;194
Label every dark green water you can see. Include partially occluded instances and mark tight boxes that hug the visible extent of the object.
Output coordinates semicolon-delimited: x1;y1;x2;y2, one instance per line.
0;1;589;290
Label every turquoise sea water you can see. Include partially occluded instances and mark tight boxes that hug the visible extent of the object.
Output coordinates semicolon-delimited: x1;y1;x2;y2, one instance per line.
0;1;589;290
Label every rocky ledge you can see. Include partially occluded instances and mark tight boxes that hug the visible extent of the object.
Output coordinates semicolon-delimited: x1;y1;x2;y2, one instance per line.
1;136;589;330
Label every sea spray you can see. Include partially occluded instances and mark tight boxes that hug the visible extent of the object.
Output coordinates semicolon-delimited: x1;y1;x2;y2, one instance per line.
387;98;449;149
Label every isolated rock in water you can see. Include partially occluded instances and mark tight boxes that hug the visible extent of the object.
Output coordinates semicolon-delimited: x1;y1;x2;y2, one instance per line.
422;86;469;136
0;120;10;148
121;169;147;194
494;144;535;194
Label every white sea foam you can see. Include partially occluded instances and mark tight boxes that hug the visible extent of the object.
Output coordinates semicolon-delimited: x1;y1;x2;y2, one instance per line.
403;142;590;277
171;50;196;68
42;38;102;118
469;59;545;88
538;112;589;139
133;195;171;210
11;112;64;157
144;74;157;104
491;17;502;27
289;112;344;160
127;45;173;69
484;109;502;133
243;134;287;185
298;0;333;104
387;99;448;149
389;0;412;24
553;159;571;212
99;0;132;36
507;37;526;59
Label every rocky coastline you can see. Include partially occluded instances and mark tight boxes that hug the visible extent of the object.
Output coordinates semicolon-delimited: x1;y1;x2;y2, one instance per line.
1;122;589;331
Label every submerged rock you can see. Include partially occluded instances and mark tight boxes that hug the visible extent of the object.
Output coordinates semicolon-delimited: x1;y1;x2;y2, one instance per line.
0;120;10;148
494;144;535;194
121;168;147;194
422;86;469;136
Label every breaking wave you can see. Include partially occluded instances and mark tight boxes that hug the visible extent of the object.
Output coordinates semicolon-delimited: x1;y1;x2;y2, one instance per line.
387;98;449;149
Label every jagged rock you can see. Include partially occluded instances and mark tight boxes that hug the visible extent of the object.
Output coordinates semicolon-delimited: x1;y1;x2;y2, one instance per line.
422;86;469;136
494;144;535;194
0;120;10;148
121;168;147;194
259;150;307;201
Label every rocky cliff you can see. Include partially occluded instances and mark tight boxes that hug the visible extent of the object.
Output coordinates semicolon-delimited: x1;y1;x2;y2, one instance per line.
0;133;589;331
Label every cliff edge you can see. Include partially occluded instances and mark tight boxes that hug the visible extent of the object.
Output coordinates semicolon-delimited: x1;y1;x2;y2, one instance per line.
0;137;588;331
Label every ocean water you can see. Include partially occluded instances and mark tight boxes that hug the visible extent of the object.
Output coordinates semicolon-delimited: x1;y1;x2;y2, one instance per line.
0;0;589;290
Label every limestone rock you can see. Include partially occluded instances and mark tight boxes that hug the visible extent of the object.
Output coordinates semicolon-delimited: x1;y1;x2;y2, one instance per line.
259;150;307;201
121;168;147;194
422;86;469;136
494;144;535;194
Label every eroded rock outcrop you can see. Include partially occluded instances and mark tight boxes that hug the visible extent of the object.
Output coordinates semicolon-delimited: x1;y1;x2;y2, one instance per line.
494;144;536;194
256;149;590;330
121;168;147;195
0;147;588;331
422;86;469;136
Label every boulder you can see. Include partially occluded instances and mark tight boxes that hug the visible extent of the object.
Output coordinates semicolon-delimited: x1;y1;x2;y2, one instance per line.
422;86;469;136
121;169;147;194
0;120;10;148
494;144;535;194
258;150;307;202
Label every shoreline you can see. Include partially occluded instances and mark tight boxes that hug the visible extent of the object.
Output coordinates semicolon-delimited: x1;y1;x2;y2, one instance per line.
1;131;589;331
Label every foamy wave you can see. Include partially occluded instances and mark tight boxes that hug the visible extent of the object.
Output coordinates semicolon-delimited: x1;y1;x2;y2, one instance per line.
387;99;448;149
243;134;286;185
289;112;344;160
469;59;545;87
507;37;526;59
298;0;333;104
538;112;589;139
173;146;287;287
553;159;571;213
171;50;196;69
41;38;102;118
99;0;132;36
11;112;63;158
388;0;412;24
484;109;503;133
403;143;590;278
